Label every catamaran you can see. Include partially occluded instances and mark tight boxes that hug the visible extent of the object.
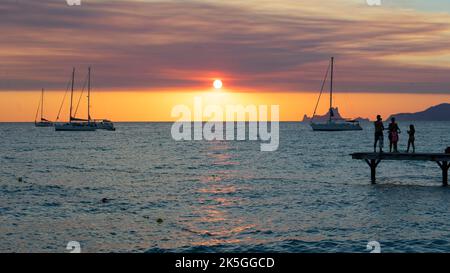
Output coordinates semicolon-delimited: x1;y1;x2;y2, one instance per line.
55;68;96;131
310;57;362;131
34;88;53;127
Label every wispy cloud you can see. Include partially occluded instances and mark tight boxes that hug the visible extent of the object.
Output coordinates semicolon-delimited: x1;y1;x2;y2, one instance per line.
1;0;450;93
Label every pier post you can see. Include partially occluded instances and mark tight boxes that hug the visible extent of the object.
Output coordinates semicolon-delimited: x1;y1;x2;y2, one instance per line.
442;161;448;187
437;161;449;186
365;159;380;184
370;160;376;184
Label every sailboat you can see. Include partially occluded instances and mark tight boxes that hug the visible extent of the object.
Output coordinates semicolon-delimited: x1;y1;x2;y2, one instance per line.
55;68;96;131
34;88;53;127
87;67;116;131
310;57;362;131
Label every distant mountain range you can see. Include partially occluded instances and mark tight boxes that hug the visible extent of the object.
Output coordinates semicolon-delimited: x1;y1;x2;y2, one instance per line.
301;107;370;123
388;103;450;121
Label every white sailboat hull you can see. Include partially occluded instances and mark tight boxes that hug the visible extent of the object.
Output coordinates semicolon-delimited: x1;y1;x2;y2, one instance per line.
311;121;362;131
55;123;96;131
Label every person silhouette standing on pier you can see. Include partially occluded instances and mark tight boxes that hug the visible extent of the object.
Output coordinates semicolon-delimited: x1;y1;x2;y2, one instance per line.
388;117;401;153
407;124;416;153
374;115;384;153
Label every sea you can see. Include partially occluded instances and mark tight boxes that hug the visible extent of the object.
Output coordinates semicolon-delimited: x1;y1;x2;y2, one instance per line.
1;121;450;253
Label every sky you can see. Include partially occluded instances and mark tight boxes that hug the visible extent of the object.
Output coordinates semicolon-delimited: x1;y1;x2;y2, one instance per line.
0;0;449;121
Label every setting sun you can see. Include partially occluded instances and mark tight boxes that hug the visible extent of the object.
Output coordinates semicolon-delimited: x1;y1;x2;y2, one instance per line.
213;79;223;89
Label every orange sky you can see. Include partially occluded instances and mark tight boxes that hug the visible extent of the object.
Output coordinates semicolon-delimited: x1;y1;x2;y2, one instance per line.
1;1;449;121
1;90;448;122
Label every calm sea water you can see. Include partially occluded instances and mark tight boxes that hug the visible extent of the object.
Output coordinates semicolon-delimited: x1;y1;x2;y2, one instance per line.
1;121;450;253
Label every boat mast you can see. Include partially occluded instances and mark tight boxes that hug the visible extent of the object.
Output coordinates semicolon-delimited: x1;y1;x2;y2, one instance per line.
70;67;75;122
41;88;44;121
329;57;334;122
88;67;91;124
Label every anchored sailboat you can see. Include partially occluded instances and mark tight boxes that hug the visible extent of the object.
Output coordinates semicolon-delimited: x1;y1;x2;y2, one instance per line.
34;88;53;127
55;68;96;131
87;67;115;131
310;57;362;131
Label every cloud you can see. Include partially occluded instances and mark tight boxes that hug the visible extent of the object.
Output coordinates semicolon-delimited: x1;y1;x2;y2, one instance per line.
0;0;450;93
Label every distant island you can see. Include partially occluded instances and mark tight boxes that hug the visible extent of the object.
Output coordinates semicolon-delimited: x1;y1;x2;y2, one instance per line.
388;103;450;121
301;107;370;123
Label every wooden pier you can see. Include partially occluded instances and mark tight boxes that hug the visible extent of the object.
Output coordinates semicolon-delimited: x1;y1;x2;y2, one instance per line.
351;152;450;186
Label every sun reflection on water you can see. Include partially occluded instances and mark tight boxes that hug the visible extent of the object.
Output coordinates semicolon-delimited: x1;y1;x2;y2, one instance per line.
179;140;259;247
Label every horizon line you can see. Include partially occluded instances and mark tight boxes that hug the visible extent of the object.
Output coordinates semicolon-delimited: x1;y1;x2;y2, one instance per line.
1;89;449;95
